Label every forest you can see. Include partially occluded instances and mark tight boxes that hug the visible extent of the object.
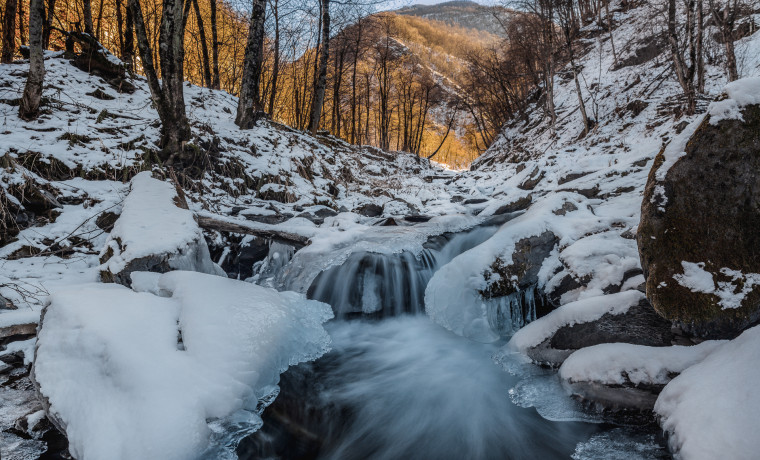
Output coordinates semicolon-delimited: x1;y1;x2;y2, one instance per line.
8;0;748;167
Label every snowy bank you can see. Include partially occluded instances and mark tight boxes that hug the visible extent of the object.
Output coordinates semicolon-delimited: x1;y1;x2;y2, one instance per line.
655;325;760;460
99;172;223;285
560;341;724;387
32;271;333;460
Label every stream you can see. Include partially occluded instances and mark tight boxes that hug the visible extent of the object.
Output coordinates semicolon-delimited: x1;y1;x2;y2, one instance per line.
235;222;671;460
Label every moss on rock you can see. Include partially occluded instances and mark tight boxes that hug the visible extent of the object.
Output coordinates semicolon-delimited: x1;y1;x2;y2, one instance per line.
638;104;760;339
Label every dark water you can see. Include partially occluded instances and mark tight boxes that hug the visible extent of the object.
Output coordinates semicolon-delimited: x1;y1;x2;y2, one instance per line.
238;316;603;460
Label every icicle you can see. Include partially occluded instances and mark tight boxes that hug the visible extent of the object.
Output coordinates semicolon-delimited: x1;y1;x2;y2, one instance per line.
486;285;541;338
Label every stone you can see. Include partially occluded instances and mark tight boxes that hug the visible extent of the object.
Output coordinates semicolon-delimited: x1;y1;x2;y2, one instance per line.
403;215;431;223
353;203;383;217
525;298;684;368
95;211;120;232
493;195;532;215
518;167;544;190
639;103;760;339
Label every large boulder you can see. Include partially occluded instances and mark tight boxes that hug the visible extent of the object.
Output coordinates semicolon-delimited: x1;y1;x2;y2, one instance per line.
639;78;760;339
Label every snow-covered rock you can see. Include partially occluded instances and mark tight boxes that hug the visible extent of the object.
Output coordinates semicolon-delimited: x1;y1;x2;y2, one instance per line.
639;78;760;339
655;325;760;460
504;290;647;364
425;193;624;342
32;271;333;460
99;172;224;285
558;341;724;412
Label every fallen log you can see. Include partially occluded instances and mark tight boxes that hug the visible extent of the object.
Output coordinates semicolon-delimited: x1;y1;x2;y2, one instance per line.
65;31;135;93
196;215;310;247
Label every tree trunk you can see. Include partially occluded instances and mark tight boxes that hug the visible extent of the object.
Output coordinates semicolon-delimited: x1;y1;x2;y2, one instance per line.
123;3;134;70
696;0;705;92
709;0;739;81
1;0;17;63
308;0;329;134
235;0;267;129
668;0;697;115
43;0;55;48
83;0;94;35
605;1;618;67
96;0;105;40
191;0;212;87
128;0;191;160
267;0;279;114
209;0;220;89
19;0;44;120
18;0;26;45
724;35;738;81
116;0;125;58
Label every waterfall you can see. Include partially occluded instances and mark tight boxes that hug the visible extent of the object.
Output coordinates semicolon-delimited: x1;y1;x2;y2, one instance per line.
306;225;499;319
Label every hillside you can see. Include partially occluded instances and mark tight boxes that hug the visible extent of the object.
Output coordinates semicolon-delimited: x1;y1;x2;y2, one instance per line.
396;1;514;36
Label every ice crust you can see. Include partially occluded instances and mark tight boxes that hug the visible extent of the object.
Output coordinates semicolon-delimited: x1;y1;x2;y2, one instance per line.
33;271;333;460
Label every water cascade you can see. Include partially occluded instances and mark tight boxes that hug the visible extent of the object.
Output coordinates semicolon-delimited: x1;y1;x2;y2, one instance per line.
307;224;500;318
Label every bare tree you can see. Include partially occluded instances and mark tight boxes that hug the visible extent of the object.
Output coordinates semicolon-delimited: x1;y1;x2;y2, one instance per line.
191;0;213;87
128;0;192;160
209;0;220;89
19;0;45;120
667;0;700;115
42;0;54;48
708;0;740;81
1;0;17;63
236;0;268;128
267;0;280;113
308;0;330;133
17;0;26;45
557;0;591;134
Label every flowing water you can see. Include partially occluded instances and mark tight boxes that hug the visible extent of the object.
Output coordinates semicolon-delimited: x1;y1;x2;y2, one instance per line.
237;223;670;460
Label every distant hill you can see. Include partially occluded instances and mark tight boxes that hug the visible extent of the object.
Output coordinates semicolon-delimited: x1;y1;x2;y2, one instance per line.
395;1;513;37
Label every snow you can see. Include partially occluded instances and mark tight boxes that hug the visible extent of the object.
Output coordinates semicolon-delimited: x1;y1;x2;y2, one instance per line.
33;271;333;460
99;172;222;277
724;77;760;106
0;2;759;457
559;341;725;386
654;116;703;182
672;261;716;293
672;261;760;310
425;192;622;342
655;325;760;460
0;309;40;329
506;290;645;355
